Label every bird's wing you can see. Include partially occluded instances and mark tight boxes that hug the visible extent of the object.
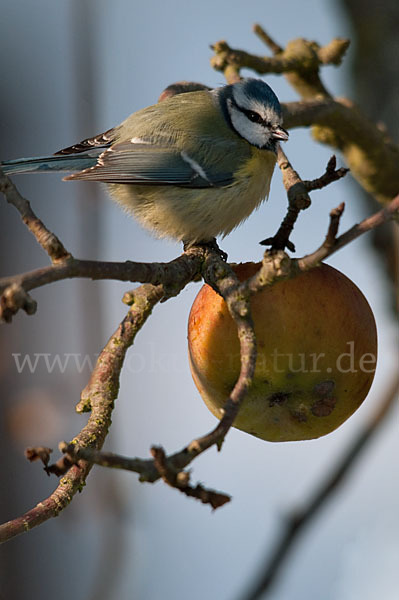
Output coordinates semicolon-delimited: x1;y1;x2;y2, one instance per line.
54;128;115;155
64;141;234;188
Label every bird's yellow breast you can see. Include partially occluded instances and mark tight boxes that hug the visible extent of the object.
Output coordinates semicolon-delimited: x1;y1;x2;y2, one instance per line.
235;145;276;190
109;146;276;243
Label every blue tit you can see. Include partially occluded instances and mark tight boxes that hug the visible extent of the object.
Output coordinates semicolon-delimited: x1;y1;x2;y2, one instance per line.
1;78;288;245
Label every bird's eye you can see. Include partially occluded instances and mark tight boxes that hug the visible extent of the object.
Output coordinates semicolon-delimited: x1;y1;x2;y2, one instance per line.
246;110;262;124
239;107;268;126
234;103;270;127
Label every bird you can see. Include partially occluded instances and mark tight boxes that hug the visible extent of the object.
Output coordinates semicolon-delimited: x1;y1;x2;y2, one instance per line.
1;78;288;246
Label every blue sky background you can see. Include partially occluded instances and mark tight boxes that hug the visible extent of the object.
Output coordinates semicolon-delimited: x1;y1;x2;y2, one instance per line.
1;1;398;599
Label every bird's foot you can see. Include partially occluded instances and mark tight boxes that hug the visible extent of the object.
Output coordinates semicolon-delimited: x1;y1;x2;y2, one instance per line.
260;234;295;252
183;238;228;262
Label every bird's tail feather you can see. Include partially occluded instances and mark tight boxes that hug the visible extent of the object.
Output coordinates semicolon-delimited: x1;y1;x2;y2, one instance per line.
0;153;99;176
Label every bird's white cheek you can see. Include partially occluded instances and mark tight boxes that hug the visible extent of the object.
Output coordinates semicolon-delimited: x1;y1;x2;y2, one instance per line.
229;107;269;148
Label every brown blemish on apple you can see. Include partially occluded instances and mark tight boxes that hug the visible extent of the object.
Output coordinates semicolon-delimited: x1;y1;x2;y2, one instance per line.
311;396;337;417
313;380;336;397
311;380;337;417
268;391;291;407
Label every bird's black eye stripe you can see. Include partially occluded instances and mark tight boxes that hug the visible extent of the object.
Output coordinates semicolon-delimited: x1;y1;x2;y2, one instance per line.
240;107;269;127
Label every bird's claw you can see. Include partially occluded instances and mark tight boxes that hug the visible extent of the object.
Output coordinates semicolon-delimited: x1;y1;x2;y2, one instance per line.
183;238;228;261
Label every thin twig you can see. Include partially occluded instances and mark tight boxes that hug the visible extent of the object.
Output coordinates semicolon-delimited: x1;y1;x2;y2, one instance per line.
245;194;399;296
261;146;311;251
151;446;230;509
303;156;349;191
299;194;399;268
253;24;283;54
261;148;347;252
0;168;70;261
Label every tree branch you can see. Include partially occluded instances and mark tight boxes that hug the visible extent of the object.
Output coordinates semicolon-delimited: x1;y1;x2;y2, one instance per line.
1;33;398;539
211;36;348;96
0;251;198;293
25;253;257;510
243;194;399;298
0;282;165;543
0;247;208;322
22;193;398;519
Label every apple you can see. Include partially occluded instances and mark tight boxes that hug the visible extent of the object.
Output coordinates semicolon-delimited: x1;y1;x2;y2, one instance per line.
188;262;377;442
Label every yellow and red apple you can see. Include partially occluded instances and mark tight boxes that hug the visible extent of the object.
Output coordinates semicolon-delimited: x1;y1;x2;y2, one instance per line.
188;262;377;442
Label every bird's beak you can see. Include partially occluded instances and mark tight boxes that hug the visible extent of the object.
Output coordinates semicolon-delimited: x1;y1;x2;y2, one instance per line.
272;126;289;141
